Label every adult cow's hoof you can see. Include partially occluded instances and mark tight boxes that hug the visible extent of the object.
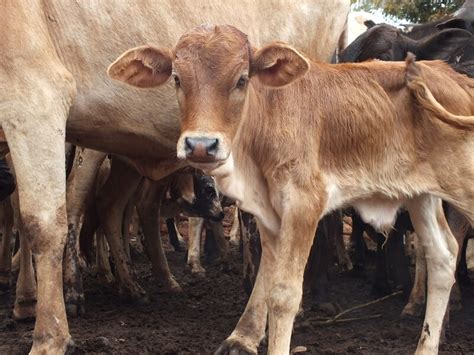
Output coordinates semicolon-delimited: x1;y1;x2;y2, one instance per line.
163;277;183;293
214;337;257;355
29;334;74;355
13;298;36;321
0;272;11;291
65;291;86;317
401;302;424;318
119;282;150;304
189;263;206;278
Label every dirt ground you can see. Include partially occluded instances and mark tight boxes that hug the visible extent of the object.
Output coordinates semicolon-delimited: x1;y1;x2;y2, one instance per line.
1;220;474;354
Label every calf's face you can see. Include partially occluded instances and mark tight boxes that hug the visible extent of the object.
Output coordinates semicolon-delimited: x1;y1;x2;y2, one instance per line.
108;25;309;171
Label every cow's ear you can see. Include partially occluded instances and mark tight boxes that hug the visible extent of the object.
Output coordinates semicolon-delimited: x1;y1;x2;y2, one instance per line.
251;42;309;87
416;29;472;61
436;18;468;31
107;46;172;88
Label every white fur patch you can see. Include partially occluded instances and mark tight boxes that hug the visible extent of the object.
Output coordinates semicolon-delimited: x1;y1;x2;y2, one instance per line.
353;199;402;231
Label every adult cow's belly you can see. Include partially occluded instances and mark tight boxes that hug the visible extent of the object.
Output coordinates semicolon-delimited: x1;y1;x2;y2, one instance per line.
66;87;181;160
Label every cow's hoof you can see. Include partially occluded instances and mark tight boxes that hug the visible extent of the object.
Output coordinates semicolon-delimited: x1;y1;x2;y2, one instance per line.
97;271;115;285
118;281;149;304
189;264;206;278
13;299;36;321
0;272;11;291
401;302;424;318
29;334;73;355
164;278;183;293
66;302;86;318
214;338;257;355
312;301;341;316
65;291;86;317
449;299;462;312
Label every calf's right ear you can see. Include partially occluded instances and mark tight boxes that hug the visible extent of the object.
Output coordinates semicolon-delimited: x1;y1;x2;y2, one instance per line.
107;46;172;88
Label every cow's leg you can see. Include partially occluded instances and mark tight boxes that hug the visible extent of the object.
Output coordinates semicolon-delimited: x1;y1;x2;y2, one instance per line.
402;234;426;317
265;193;319;354
122;199;134;261
136;180;181;292
0;198;13;289
96;158;146;301
407;195;458;354
351;210;368;272
215;223;270;355
206;220;229;269
228;207;241;246
308;216;335;315
333;211;353;271
13;231;37;321
166;218;185;252
4;115;74;353
64;149;106;316
95;228;114;284
79;196;101;265
187;217;206;275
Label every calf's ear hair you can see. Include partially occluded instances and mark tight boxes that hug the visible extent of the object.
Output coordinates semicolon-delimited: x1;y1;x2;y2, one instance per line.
251;42;309;87
107;46;172;88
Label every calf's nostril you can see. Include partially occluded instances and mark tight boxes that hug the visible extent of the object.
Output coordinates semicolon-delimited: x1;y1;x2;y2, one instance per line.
206;138;219;156
185;137;196;155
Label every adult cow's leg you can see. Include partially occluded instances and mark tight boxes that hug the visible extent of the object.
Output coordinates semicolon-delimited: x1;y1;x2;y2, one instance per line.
13;230;37;320
136;179;181;292
187;217;206;275
95;228;114;284
3;109;75;353
407;195;458;354
64;149;106;316
96;157;145;301
264;190;319;354
215;222;270;355
166;218;185;252
0;198;14;289
208;220;229;268
402;234;427;317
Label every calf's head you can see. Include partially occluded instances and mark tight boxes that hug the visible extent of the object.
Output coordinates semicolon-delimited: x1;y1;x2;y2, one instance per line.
108;25;309;171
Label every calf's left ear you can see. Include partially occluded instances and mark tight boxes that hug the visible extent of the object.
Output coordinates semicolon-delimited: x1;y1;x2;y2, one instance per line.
107;46;172;88
251;42;309;87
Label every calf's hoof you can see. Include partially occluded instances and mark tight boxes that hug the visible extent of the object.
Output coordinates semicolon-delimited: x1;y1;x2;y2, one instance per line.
214;337;257;355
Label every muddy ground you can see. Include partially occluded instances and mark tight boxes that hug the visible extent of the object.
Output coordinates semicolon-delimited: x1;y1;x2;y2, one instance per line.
1;219;474;354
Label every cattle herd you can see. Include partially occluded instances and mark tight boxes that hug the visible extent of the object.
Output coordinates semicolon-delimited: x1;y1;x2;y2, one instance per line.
0;1;473;354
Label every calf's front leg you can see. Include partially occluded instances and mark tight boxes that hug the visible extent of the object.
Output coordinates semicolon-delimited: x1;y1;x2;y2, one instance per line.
264;191;320;354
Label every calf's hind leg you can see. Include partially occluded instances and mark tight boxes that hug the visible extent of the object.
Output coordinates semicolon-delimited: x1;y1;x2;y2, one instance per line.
407;195;458;355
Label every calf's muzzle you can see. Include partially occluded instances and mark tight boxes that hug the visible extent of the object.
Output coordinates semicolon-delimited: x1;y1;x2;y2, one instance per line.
185;137;219;161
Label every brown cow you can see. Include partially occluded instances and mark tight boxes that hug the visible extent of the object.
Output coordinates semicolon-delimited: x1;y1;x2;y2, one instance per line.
109;25;474;354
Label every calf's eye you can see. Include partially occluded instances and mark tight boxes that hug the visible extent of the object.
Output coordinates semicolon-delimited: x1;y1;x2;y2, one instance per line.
236;75;247;89
173;75;180;87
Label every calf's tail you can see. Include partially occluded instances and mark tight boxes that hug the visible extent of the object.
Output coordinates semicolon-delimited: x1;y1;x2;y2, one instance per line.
405;53;474;131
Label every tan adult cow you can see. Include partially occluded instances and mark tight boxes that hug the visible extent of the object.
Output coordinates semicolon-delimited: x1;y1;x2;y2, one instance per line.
0;1;349;353
109;26;474;354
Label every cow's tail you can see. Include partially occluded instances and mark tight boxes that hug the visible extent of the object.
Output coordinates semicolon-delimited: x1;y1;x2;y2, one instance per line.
405;53;474;131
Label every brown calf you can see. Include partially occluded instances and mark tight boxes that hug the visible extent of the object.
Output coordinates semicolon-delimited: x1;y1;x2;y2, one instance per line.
109;25;474;355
